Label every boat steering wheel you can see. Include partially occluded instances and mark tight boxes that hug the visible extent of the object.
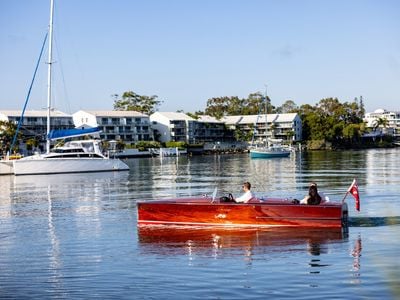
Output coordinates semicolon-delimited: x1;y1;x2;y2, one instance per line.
228;193;236;202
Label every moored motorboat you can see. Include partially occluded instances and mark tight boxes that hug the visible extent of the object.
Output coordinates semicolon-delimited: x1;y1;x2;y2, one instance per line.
137;196;349;228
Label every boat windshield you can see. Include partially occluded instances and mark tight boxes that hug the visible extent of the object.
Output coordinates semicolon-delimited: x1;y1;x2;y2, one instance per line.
80;142;95;153
52;148;85;153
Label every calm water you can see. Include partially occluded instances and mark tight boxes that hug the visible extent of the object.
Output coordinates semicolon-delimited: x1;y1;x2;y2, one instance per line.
1;149;400;299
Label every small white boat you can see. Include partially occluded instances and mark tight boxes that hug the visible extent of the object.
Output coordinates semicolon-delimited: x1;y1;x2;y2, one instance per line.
250;138;291;158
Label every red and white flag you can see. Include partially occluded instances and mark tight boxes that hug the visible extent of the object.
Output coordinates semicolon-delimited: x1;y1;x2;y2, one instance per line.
348;179;360;211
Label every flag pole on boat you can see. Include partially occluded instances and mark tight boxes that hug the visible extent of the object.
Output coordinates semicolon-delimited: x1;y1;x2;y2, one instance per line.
342;179;360;211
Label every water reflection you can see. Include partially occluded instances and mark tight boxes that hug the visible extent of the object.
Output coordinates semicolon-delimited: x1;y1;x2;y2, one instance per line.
352;235;362;271
349;216;400;227
366;148;400;186
137;226;348;258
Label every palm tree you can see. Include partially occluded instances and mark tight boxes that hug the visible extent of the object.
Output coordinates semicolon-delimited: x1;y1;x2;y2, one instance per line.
373;117;389;131
26;138;39;154
372;117;390;142
372;117;389;133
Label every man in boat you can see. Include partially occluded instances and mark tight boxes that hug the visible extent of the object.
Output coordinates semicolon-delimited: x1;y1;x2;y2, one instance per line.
235;182;256;203
300;182;328;205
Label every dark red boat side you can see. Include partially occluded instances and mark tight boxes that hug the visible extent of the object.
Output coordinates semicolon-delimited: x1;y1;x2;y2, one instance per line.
137;197;349;228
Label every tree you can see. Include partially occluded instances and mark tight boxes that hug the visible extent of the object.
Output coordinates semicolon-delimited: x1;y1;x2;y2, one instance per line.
205;96;246;118
343;124;361;144
244;92;264;115
204;92;269;118
372;117;390;142
204;96;231;119
112;91;162;115
134;141;161;150
116;139;126;151
354;96;366;120
234;127;253;142
277;100;298;113
186;112;200;120
0;120;19;156
264;95;274;114
372;117;389;132
26;138;39;153
297;97;366;148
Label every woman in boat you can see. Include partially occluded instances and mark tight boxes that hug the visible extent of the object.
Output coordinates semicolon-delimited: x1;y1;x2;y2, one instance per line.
235;182;255;203
300;182;322;205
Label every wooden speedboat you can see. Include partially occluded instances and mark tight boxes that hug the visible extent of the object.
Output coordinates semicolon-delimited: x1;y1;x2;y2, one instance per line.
137;196;349;228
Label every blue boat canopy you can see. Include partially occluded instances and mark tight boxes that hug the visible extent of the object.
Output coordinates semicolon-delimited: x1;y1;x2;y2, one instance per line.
48;127;101;140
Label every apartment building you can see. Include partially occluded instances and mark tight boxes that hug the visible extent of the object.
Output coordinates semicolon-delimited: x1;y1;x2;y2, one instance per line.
0;109;74;152
223;113;302;143
73;110;152;142
150;112;226;144
189;115;226;143
1;109;302;150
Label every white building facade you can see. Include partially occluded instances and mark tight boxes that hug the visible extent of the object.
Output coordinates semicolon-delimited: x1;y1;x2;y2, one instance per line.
150;112;226;144
73;110;152;142
150;112;194;143
2;109;302;151
364;109;400;137
0;110;74;153
223;113;302;143
150;112;301;144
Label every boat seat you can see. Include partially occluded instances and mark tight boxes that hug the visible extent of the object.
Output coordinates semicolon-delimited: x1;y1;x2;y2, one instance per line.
247;198;263;203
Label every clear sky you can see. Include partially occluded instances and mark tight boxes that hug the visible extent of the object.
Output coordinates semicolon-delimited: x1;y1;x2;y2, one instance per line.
1;0;399;114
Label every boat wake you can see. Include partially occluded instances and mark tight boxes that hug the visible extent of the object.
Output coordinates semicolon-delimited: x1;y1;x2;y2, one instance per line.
349;216;400;227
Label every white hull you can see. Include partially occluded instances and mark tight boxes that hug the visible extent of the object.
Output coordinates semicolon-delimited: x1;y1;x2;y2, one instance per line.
13;157;129;175
0;161;14;175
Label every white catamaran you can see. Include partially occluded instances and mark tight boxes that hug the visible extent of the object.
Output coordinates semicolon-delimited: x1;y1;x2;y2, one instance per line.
5;0;129;175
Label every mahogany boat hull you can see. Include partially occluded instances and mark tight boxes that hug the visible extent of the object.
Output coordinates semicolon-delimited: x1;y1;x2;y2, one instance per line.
137;197;349;228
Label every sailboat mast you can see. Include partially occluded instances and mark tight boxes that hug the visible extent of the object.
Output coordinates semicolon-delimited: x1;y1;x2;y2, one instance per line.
46;0;54;154
264;87;268;145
